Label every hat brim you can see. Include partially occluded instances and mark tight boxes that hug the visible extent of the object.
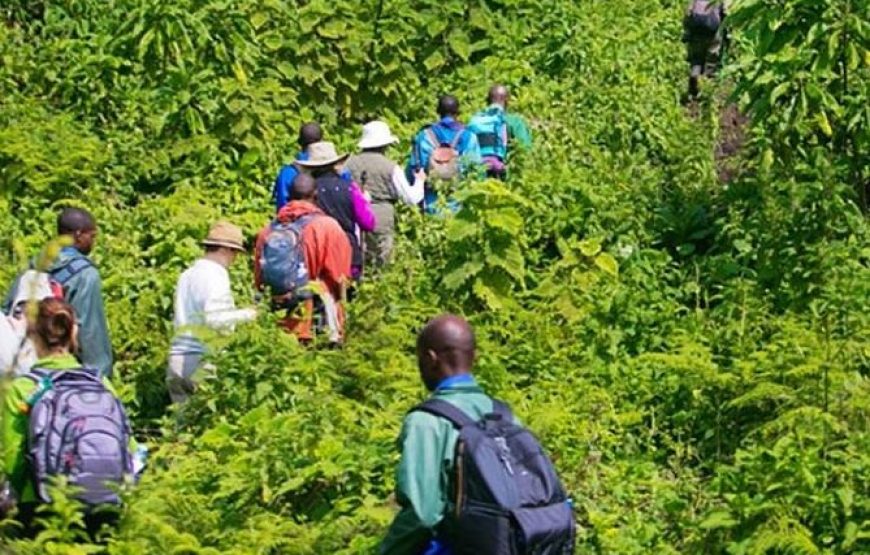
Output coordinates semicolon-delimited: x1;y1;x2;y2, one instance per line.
296;153;350;168
358;136;399;150
202;239;246;252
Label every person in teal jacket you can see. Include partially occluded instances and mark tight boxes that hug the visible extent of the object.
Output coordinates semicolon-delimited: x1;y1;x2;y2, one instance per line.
467;85;533;179
3;208;113;377
380;314;495;555
406;95;482;214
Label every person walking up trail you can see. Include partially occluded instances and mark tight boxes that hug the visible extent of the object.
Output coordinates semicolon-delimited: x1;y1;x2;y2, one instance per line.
273;123;323;212
407;96;481;214
3;208;113;378
344;121;425;269
255;174;352;344
297;142;376;280
468;84;532;179
273;123;355;212
0;298;140;537
168;221;256;404
381;315;575;555
682;0;728;98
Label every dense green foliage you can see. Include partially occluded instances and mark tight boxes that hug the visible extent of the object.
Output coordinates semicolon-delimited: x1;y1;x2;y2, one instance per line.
1;0;868;553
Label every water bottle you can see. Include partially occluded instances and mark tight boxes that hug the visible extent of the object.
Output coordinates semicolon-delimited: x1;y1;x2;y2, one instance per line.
132;444;149;479
0;481;16;517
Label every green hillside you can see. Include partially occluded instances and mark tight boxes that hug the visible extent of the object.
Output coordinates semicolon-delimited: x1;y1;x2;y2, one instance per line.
1;0;868;553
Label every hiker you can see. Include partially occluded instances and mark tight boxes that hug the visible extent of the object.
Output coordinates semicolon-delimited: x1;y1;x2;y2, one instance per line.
407;95;481;214
273;122;323;212
467;84;533;179
682;0;727;98
296;141;376;280
254;174;352;344
3;207;113;378
381;314;575;555
0;298;140;537
168;221;257;404
0;272;58;375
273;123;354;212
344;121;426;269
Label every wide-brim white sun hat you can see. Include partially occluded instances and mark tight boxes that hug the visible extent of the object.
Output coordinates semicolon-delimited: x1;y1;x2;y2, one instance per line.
358;120;400;150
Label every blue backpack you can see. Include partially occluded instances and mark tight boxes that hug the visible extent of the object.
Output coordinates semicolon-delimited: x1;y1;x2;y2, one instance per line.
259;217;314;304
468;108;509;162
413;399;576;555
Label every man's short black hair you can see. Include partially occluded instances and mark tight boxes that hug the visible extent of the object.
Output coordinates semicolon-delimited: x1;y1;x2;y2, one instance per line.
57;207;96;236
298;122;323;148
437;95;460;118
290;173;317;201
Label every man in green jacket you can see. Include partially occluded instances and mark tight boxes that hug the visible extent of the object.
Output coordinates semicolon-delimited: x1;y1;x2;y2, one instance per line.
381;314;494;555
3;208;113;377
467;85;533;179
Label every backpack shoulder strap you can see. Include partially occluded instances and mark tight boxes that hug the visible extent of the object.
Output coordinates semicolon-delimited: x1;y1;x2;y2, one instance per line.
425;126;442;147
50;257;94;285
293;214;320;230
412;398;476;429
23;367;50;383
449;129;464;149
491;399;514;423
21;368;55;412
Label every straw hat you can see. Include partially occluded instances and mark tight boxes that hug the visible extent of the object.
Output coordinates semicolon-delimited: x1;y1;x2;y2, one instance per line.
202;221;246;252
295;141;349;168
358;121;400;150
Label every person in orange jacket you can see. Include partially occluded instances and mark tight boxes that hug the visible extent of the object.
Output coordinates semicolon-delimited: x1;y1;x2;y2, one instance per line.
255;173;352;344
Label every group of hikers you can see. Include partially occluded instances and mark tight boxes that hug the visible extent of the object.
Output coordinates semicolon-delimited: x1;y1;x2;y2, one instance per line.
0;8;732;546
0;86;576;553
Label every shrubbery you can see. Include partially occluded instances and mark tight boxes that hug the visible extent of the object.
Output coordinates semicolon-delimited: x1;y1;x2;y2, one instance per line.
1;0;868;553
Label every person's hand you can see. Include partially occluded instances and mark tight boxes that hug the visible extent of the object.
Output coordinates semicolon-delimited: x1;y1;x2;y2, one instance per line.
414;169;427;183
363;189;372;202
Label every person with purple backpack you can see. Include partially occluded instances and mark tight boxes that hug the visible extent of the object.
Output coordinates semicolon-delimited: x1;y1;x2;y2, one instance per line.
0;298;141;537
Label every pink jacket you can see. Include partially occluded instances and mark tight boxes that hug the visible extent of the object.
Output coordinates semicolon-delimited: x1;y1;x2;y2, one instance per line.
350;182;376;232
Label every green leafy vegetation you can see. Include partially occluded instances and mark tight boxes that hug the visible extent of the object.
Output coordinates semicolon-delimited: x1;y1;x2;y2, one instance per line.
1;0;868;553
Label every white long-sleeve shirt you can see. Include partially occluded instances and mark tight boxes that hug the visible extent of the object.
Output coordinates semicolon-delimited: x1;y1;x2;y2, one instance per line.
170;258;256;356
391;166;425;206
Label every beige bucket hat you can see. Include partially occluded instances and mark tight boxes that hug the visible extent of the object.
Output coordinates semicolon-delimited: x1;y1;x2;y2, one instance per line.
202;221;246;252
295;141;350;168
358;120;400;150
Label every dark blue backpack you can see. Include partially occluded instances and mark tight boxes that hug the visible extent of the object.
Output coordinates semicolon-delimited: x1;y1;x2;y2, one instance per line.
259;217;313;303
687;0;722;36
414;399;576;555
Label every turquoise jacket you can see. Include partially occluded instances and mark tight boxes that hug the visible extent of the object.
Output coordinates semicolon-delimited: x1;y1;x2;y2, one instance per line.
380;376;494;555
49;248;113;377
2;248;113;377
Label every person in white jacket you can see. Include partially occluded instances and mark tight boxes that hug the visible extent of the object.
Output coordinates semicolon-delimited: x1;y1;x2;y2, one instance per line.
167;221;257;403
0;271;57;376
